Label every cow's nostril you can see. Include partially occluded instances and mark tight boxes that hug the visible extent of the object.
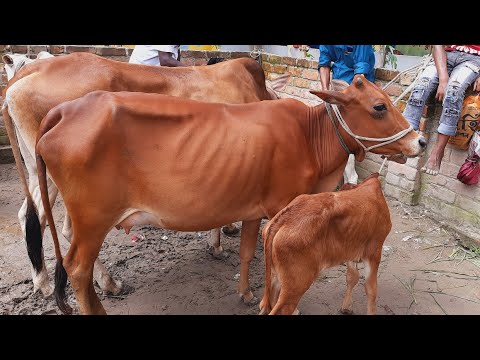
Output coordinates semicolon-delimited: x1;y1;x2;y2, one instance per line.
418;137;427;148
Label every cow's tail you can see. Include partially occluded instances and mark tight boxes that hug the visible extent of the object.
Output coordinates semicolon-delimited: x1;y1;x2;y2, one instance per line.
1;103;43;274
35;110;72;315
259;220;275;315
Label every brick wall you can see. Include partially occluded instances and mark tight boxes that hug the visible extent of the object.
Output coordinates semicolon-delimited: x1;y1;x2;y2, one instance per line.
261;53;322;105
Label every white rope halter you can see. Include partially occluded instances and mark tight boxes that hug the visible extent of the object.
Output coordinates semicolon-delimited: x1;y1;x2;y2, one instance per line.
330;103;414;153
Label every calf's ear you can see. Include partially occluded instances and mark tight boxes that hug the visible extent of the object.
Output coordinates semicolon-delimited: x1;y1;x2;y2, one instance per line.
310;90;348;105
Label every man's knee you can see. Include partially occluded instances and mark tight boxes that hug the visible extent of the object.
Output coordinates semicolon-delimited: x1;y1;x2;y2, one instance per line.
407;77;431;107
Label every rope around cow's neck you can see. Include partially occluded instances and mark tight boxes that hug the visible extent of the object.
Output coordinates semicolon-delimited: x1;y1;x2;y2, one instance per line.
330;103;414;152
324;101;413;161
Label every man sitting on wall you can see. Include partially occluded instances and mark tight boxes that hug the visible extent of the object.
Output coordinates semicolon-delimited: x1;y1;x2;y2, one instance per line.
318;45;376;90
403;45;480;175
129;45;186;67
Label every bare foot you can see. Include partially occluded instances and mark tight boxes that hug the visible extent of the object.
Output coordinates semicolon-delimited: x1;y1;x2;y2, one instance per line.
421;148;445;175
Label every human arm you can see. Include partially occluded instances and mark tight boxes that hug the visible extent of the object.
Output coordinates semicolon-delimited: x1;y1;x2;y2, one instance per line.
352;45;374;77
474;77;480;92
158;51;186;67
318;45;332;90
432;45;449;101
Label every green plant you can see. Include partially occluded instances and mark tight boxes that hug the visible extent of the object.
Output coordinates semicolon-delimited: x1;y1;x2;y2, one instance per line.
382;45;398;69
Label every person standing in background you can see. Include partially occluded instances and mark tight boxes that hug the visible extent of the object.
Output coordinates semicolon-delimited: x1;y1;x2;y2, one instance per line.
129;45;186;67
318;45;376;90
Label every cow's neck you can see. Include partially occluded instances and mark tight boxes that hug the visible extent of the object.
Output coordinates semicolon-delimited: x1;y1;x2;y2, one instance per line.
305;104;362;192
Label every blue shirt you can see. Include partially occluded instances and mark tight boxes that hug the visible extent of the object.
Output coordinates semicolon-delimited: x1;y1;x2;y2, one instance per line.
318;45;376;84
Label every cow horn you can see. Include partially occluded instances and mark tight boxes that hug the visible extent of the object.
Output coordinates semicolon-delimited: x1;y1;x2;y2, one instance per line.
356;77;363;87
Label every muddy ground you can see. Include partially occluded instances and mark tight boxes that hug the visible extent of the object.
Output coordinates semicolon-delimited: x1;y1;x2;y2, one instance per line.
1;162;480;315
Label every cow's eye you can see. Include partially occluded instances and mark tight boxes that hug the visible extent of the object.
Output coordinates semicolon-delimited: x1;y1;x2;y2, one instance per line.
374;104;387;111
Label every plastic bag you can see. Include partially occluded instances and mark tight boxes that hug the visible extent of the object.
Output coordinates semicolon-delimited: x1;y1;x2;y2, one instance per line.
448;94;480;150
457;154;480;185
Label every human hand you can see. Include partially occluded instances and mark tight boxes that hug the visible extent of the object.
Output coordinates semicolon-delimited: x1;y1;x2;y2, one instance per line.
436;78;448;102
474;77;480;92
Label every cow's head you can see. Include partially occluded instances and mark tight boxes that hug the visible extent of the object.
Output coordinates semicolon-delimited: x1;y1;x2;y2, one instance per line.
310;75;426;162
2;51;54;81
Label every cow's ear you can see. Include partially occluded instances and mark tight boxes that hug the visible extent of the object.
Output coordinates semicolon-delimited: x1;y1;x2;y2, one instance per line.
2;54;13;65
310;90;348;105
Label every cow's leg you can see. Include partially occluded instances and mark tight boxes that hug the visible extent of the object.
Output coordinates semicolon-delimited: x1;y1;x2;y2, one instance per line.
340;261;360;315
364;256;381;315
208;228;224;258
63;228;108;315
17;134;57;297
62;214;123;295
238;219;261;304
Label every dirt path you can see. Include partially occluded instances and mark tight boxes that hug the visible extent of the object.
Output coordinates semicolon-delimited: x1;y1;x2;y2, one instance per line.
1;163;480;315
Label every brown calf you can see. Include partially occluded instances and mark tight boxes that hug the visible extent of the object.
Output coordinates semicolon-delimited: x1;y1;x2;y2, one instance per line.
259;173;391;315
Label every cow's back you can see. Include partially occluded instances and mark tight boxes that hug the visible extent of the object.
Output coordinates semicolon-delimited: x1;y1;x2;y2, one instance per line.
37;91;313;230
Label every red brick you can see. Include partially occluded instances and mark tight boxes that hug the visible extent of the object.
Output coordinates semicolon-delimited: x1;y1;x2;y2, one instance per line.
265;72;275;81
375;68;399;81
30;45;47;54
384;83;404;97
182;58;195;66
272;64;287;74
48;45;65;54
10;45;28;53
266;54;282;64
282;57;296;66
302;68;319;81
286;66;302;77
294;77;311;88
230;51;249;59
296;59;312;68
180;50;205;59
96;47;127;56
66;46;96;54
194;59;207;66
262;62;272;72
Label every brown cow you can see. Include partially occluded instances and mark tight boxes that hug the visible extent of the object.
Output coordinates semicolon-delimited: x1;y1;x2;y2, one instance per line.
259;173;391;315
1;52;286;298
33;75;425;314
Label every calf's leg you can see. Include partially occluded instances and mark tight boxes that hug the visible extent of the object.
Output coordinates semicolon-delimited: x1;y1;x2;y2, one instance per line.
340;261;360;314
364;255;381;315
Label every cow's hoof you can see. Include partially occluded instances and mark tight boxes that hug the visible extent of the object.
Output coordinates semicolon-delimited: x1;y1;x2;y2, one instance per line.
37;283;54;299
239;291;259;306
208;245;229;259
222;224;240;236
339;308;353;315
101;279;126;296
